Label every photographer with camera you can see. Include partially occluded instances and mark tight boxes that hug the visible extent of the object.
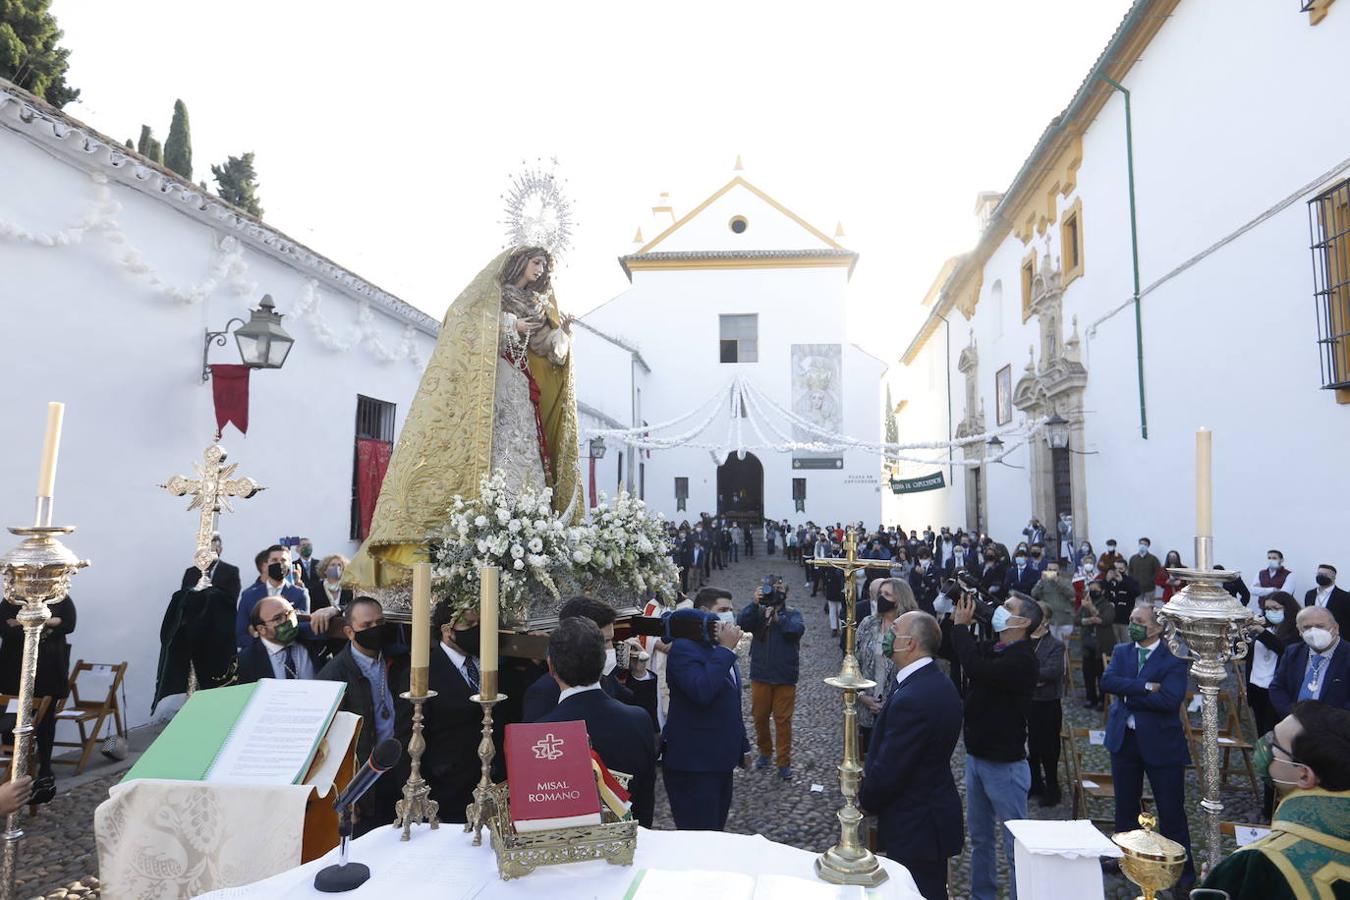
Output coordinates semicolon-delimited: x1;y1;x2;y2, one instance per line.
661;587;751;830
951;587;1040;900
738;576;805;780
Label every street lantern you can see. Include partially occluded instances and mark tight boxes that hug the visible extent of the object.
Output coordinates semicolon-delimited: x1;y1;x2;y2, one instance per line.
1044;413;1071;450
986;435;1004;450
588;436;607;459
202;294;296;382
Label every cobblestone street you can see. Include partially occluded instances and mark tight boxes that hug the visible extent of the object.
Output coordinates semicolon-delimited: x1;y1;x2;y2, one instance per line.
23;552;1264;899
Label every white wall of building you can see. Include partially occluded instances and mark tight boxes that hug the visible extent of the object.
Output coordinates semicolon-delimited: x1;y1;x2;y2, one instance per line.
0;96;437;726
570;321;648;501
894;1;1350;579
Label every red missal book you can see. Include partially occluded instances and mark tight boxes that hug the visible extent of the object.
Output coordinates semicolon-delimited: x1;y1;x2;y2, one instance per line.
504;720;602;832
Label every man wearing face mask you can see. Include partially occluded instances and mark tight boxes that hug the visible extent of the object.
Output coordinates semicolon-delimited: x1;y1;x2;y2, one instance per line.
1100;604;1195;891
318;597;407;835
1127;537;1162;604
235;545;313;652
522;596;633;722
236;596;323;683
1269;606;1350;718
908;549;941;616
738;578;805;780
1250;549;1297;614
859;611;963;900
1098;539;1123;575
1031;561;1075;643
1002;548;1039;597
1303;563;1350;634
661;587;749;830
1202;700;1350;899
179;532;242;603
950;590;1039;900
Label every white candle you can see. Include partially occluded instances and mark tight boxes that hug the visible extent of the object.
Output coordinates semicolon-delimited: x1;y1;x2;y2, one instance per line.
411;562;431;671
36;402;64;498
1196;427;1212;536
479;566;499;688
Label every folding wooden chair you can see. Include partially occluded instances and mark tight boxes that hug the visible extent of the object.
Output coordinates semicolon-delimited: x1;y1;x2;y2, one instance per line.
52;660;127;774
1181;691;1256;792
1066;726;1152;828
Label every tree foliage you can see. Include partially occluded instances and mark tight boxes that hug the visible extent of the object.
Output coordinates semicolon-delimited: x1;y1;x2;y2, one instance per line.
137;124;162;165
211;152;263;218
884;384;899;471
163;98;192;178
0;0;79;107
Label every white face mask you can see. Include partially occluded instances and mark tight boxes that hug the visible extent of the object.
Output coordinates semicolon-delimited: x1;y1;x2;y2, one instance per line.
1139;545;1150;555
1268;561;1280;572
716;610;736;626
602;647;618;676
1302;627;1335;653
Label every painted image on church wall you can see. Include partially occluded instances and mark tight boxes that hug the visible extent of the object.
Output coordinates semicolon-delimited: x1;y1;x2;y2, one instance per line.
996;364;1012;426
791;344;844;469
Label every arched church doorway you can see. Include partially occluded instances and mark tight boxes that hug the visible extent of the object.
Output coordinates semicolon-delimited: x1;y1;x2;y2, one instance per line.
717;452;764;524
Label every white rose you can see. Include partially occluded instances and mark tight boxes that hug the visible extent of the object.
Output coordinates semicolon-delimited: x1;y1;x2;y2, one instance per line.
474;515;489;528
508;519;521;534
527;553;547;567
476;539;489;554
528;537;543;553
511;544;525;559
514;559;525;570
496;509;511;525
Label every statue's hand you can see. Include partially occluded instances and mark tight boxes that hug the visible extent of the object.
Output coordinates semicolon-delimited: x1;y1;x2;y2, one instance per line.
561;314;573;334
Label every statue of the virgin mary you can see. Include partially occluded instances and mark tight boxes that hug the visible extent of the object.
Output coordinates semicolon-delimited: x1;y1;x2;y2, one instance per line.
346;246;581;590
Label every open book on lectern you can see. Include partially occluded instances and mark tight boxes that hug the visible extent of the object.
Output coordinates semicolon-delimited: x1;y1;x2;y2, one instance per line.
124;679;345;785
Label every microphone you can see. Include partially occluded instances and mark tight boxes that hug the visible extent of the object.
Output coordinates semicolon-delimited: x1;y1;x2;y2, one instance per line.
333;738;402;814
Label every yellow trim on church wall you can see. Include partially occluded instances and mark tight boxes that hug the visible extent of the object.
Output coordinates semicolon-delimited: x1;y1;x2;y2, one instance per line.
624;255;854;274
636;176;845;255
1061;196;1085;289
1012;135;1083;245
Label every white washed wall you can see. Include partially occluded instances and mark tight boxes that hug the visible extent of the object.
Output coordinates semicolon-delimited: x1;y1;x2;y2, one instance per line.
0;126;436;726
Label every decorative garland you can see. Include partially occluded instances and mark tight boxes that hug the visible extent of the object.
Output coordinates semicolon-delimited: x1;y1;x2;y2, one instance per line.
0;171;421;365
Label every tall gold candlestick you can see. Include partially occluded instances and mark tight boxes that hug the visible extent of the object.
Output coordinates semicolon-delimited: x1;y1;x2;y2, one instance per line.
395;688;439;840
806;529;893;888
411;563;431;670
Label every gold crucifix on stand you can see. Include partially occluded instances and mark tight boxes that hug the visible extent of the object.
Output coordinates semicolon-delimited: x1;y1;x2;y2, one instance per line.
162;441;264;589
807;528;896;887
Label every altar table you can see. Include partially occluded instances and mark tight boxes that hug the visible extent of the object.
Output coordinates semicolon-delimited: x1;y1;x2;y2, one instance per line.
195;825;924;899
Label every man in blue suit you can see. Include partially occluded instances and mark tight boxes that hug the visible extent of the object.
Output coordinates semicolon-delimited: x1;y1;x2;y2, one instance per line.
1269;606;1349;717
661;587;749;830
1100;604;1195;890
537;618;658;827
1002;549;1039;596
860;611;963;900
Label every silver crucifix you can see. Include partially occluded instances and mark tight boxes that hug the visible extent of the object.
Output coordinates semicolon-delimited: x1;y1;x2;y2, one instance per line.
162;442;264;590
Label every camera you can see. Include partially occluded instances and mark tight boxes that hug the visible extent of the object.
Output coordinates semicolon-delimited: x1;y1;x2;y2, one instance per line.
760;576;784;606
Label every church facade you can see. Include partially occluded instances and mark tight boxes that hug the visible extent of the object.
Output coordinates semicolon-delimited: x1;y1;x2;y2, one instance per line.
580;174;886;528
888;0;1350;577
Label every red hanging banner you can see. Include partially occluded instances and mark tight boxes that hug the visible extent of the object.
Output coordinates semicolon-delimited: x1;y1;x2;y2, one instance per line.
210;364;251;437
355;438;393;539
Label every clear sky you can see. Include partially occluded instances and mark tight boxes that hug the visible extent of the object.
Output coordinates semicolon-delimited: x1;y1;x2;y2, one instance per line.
52;0;1132;362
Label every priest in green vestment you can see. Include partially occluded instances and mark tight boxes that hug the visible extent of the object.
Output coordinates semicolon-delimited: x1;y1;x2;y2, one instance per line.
1201;700;1350;899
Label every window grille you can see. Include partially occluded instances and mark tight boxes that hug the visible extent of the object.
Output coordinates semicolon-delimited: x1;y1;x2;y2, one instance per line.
351;395;397;539
1309;179;1350;393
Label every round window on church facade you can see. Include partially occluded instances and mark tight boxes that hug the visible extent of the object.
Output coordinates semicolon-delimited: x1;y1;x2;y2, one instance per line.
729;215;748;234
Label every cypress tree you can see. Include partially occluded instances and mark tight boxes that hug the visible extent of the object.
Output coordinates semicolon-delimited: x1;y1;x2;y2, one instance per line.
211;153;263;218
0;0;80;107
163;99;192;178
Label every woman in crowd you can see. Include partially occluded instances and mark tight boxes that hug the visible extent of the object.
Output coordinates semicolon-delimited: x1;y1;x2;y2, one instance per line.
1246;589;1300;819
1075;580;1115;710
1158;550;1185;602
855;579;917;755
0;593;76;805
1027;600;1066;807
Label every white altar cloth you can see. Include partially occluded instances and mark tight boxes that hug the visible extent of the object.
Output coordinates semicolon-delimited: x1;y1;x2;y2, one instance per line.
1005;819;1122;900
195;825;924;899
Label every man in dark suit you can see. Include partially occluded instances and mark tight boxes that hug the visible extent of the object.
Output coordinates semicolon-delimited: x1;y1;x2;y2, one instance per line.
1269;606;1349;717
978;549;1009;599
1304;564;1350;634
523;597;633;722
908;550;941;616
661;589;749;830
394;601;502;824
537;618;657;827
860;611;963;900
1002;550;1040;596
236;596;325;683
294;537;324;609
1100;604;1195;891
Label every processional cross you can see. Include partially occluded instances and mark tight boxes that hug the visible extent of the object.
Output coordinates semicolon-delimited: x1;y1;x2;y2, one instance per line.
162;442;264;590
807;529;897;680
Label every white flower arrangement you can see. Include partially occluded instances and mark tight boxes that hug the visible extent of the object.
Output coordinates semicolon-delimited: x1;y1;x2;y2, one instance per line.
571;491;680;602
431;474;680;622
431;471;569;621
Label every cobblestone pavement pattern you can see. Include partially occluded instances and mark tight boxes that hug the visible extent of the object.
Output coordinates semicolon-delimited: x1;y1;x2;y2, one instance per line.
28;554;1263;899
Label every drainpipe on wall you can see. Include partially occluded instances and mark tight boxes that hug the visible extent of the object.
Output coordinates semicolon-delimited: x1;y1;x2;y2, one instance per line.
1099;74;1149;440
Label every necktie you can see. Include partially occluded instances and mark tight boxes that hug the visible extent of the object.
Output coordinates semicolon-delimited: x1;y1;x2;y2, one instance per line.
283;645;297;680
464;655;481;692
1138;646;1150;673
1299;655;1325;701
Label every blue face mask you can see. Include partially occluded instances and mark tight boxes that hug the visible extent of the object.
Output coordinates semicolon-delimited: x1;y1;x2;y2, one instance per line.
1266;610;1285;625
991;606;1013;633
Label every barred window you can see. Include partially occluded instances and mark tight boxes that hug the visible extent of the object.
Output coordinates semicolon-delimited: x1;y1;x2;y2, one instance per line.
1309;179;1350;401
351;395;396;540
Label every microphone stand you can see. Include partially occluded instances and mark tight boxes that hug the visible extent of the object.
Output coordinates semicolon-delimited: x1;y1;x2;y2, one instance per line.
314;807;371;892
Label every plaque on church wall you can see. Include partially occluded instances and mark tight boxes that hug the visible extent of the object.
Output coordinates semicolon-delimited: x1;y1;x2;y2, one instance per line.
790;344;843;470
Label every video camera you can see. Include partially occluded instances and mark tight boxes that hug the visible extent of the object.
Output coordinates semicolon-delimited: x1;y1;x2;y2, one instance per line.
938;571;996;624
759;576;785;606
